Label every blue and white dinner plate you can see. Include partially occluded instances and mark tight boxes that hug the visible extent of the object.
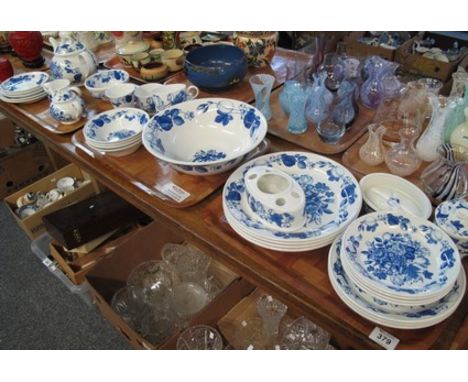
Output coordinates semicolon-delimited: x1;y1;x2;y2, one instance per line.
222;152;362;250
1;72;49;95
435;198;468;240
341;212;461;303
328;236;465;329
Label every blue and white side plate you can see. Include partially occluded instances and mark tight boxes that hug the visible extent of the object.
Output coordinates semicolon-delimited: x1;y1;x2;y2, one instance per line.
435;198;468;240
341;212;461;302
328;236;466;329
1;72;49;95
222;152;362;246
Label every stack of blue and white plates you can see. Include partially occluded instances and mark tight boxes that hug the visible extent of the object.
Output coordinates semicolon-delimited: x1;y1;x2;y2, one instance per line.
222;152;362;252
329;211;465;329
0;72;49;104
83;108;149;157
435;197;468;257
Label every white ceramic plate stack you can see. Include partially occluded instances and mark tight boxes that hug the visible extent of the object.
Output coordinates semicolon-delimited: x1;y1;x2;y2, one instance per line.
328;211;465;329
0;72;49;104
222;152;362;252
435;198;468;257
83;108;149;157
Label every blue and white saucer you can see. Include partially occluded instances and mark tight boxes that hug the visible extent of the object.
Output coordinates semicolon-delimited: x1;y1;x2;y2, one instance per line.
1;72;49;96
435;198;468;240
222;152;362;251
328;236;466;329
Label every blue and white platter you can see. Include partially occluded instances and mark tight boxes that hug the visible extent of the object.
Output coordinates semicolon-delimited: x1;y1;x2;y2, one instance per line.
435;198;468;240
222;152;362;251
1;72;49;96
328;236;466;329
341;212;461;303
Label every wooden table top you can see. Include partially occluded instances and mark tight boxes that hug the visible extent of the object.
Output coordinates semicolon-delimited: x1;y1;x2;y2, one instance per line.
1;47;466;350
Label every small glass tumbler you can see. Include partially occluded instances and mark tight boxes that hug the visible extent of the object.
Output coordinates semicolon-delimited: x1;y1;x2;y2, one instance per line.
141;307;177;345
172;281;210;319
256;294;288;340
249;74;275;120
111;286;147;332
177;325;224;350
316;118;345;143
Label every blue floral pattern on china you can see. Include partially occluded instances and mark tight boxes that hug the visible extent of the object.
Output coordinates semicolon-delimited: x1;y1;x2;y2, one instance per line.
224;152;361;240
329;238;465;326
1;72;49;93
85;109;148;142
50;60;83;83
247;193;295;229
54;41;85;54
85;70;129;89
435;199;468;238
343;213;459;295
193;149;226;163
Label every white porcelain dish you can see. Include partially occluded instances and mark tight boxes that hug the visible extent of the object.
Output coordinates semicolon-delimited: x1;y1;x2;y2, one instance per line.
84;69;129;99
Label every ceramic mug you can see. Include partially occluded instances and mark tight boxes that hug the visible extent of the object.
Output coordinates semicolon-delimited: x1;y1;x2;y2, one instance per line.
105;83;137;108
161;49;185;72
149;48;165;63
150;84;199;113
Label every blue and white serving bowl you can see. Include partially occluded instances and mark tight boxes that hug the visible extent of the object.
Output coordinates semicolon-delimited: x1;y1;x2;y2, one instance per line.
142;98;268;175
341;211;461;305
84;108;149;156
84;69;129;99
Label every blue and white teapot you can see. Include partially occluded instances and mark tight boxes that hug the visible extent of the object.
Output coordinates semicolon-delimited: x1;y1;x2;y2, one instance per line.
49;32;97;85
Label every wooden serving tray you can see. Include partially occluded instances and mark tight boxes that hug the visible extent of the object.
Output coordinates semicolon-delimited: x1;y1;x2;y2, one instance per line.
103;55;179;84
164;47;312;104
72;129;270;208
202;195;468;350
267;88;373;155
342;132;429;187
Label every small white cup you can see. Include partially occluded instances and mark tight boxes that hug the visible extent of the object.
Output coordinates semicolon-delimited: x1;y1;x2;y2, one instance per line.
105;83;137;108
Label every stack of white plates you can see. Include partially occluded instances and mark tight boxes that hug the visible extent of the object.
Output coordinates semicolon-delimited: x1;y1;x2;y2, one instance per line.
0;72;49;104
328;211;465;329
83;108;149;157
222;152;362;252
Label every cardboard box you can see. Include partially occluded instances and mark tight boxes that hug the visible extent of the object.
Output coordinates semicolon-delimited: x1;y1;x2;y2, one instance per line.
4;163;100;239
48;224;141;285
344;31;411;61
0;141;53;199
396;32;468;82
86;220;249;350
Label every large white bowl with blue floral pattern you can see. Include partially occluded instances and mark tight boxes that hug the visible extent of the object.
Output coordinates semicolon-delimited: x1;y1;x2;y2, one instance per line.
222;152;362;251
84;108;149;147
328;236;465;329
142;98;267;175
84;70;129;99
341;212;461;304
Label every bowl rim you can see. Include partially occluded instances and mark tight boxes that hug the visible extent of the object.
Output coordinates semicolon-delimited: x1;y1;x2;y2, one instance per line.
84;69;129;90
84;107;149;143
143;97;267;166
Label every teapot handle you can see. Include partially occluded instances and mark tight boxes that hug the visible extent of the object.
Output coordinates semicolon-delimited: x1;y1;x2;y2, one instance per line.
78;52;91;78
69;86;82;96
49;37;58;51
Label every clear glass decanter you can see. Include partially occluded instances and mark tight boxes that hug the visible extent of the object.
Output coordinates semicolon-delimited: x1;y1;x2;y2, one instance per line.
359;123;386;166
385;121;422;177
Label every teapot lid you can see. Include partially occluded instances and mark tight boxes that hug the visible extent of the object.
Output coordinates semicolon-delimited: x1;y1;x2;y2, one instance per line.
52;89;77;103
51;33;86;55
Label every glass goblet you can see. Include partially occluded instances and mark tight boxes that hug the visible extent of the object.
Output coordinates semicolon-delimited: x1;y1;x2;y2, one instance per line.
176;325;223;350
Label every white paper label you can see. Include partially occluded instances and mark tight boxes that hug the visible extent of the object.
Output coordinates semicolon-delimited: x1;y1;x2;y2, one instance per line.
369;327;399;350
156;182;191;203
43;258;53;267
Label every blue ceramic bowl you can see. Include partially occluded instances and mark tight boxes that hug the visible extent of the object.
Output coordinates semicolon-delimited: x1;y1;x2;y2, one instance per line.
184;44;248;91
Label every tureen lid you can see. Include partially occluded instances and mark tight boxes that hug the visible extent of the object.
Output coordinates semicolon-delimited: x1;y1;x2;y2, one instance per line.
116;40;149;55
50;33;86;55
